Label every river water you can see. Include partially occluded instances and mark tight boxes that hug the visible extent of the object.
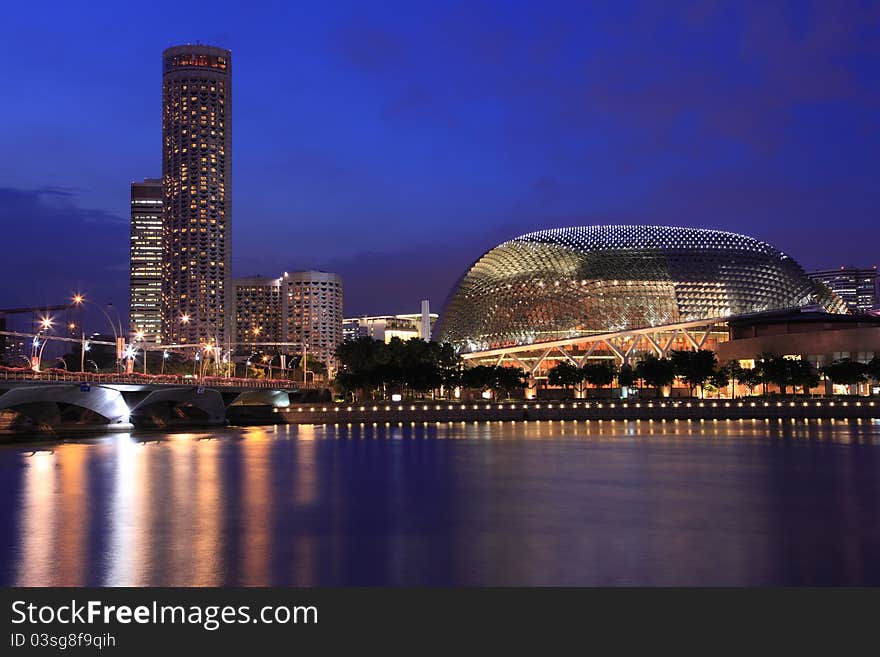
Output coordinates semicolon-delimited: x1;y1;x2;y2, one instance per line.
1;419;879;586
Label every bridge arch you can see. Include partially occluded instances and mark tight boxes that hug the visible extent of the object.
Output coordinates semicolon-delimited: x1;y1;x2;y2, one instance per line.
0;385;130;431
129;387;226;428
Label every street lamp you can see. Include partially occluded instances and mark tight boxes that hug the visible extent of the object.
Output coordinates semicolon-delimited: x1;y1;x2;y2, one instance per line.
161;350;169;375
81;340;90;373
133;331;147;374
72;294;122;375
33;316;54;371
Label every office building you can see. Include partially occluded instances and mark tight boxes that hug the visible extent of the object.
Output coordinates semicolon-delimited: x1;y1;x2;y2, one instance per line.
161;44;232;346
807;267;878;314
129;179;163;343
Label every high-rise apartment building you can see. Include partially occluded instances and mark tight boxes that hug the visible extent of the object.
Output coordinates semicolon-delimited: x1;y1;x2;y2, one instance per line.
808;267;878;314
281;271;343;366
129;179;163;343
230;276;283;351
161;44;232;346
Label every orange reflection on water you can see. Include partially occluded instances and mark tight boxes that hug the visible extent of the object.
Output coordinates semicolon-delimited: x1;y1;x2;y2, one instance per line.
56;444;88;586
16;450;58;586
241;428;272;586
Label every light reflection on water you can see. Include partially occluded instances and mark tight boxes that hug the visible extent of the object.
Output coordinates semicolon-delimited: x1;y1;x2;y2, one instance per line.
1;418;879;586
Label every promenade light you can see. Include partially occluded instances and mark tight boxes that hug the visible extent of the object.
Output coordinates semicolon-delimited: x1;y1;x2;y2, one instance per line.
181;314;191;324
163;350;169;359
40;317;53;330
72;294;84;305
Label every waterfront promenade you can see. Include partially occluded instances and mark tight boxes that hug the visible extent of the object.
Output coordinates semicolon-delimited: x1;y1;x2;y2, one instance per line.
262;398;880;425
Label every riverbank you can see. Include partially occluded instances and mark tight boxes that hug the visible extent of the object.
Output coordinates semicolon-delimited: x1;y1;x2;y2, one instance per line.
244;397;880;425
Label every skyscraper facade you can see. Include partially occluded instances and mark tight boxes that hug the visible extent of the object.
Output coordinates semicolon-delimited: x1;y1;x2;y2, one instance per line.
129;179;163;343
230;276;283;352
808;267;879;314
161;44;232;346
281;271;343;366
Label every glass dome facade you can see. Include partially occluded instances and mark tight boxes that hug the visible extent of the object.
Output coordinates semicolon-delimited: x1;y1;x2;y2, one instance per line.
436;225;846;352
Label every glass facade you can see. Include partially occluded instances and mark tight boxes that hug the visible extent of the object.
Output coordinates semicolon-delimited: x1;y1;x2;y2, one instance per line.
807;267;878;314
130;179;163;343
438;225;848;352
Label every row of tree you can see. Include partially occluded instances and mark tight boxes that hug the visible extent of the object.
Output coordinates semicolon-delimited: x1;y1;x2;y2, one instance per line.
548;350;880;397
335;337;880;401
335;337;532;400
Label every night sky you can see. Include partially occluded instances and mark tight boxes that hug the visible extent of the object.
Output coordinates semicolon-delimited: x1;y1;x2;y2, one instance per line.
1;1;877;327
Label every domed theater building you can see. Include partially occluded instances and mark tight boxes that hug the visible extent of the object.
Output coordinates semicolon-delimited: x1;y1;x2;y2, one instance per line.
435;226;866;387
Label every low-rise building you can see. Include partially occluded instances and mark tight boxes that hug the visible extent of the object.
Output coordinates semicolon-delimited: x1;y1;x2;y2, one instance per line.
343;304;438;344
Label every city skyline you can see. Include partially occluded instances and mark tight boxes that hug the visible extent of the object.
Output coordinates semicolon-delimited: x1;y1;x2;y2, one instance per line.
0;1;877;322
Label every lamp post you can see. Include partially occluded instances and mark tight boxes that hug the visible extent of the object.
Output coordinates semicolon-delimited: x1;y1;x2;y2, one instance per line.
134;331;147;374
72;294;122;375
80;334;90;373
34;316;54;371
161;350;169;375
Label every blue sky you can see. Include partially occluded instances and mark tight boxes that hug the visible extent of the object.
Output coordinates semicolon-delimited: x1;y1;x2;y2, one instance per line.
0;0;877;322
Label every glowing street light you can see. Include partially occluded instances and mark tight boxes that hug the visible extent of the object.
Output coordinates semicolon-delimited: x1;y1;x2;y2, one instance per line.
40;316;53;330
181;314;191;325
71;293;122;374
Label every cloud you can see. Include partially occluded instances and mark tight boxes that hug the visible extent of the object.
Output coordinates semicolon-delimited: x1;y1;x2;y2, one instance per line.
0;187;128;310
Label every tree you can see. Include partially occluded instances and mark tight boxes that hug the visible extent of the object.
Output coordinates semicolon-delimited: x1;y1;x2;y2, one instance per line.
583;361;616;396
493;366;528;399
755;352;777;395
617;363;636;389
669;349;717;397
548;361;584;396
759;354;796;395
737;366;763;396
866;357;880;394
822;359;868;393
635;355;676;396
789;359;820;395
723;361;745;397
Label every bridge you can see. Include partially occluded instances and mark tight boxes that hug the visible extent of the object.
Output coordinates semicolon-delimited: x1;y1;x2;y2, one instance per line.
0;370;331;435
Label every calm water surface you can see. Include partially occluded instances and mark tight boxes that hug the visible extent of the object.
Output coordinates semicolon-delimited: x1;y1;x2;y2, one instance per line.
1;419;879;586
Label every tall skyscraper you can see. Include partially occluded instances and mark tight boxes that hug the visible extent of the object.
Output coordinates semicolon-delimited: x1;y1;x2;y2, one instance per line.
808;267;878;314
129;179;163;343
161;44;232;346
281;271;343;366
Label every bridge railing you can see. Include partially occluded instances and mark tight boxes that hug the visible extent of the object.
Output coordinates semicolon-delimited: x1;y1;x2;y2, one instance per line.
0;367;327;389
